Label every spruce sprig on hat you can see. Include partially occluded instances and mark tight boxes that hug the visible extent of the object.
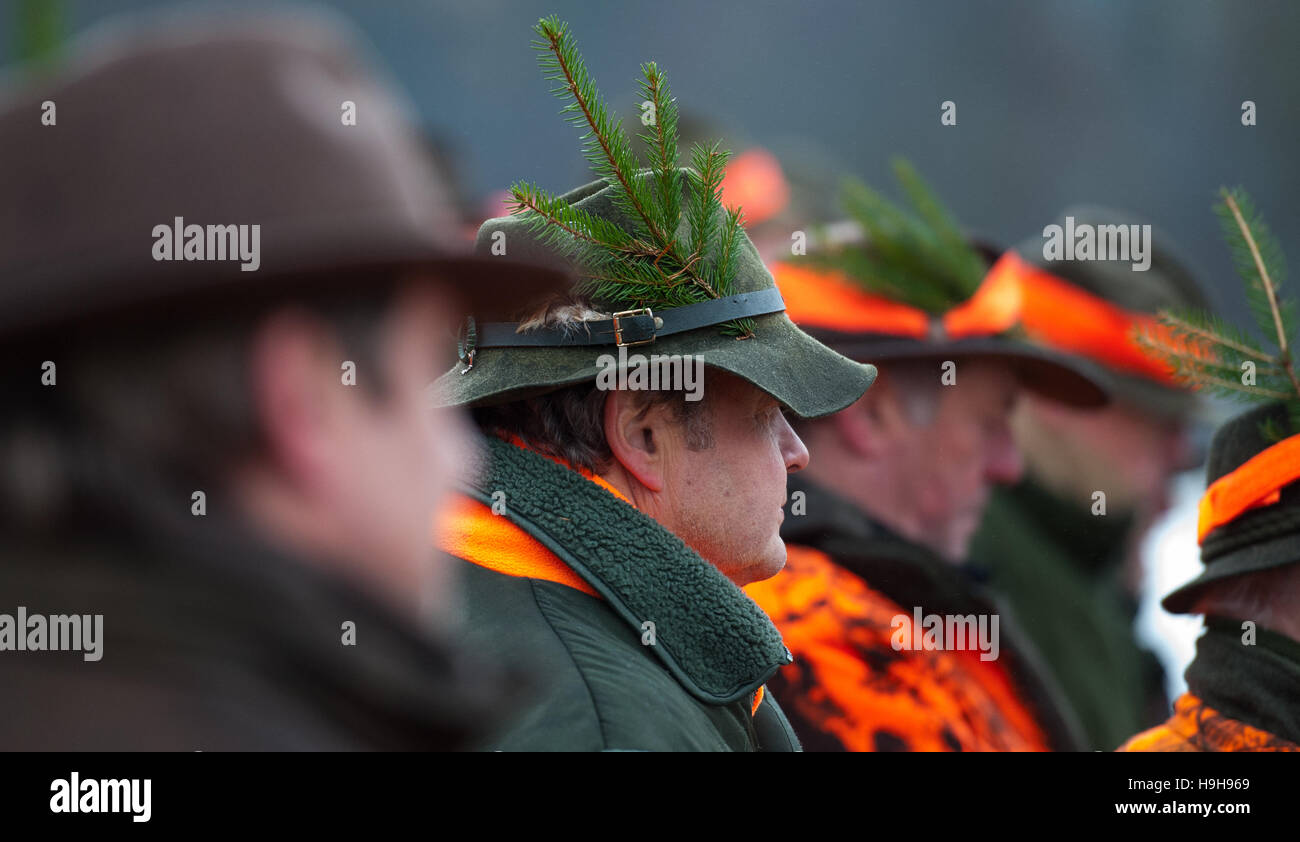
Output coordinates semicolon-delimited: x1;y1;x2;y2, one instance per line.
507;16;754;338
1137;187;1300;438
805;158;987;315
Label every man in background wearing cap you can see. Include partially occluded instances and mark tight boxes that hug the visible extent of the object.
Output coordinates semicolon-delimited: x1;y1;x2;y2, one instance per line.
748;162;1101;751
1119;189;1299;751
969;209;1209;751
0;11;565;749
431;18;875;751
1119;403;1300;751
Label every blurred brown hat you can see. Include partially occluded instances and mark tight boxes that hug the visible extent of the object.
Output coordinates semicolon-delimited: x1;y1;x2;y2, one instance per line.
0;9;567;340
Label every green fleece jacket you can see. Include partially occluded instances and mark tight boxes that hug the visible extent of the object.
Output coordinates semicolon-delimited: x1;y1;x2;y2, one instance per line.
448;435;801;751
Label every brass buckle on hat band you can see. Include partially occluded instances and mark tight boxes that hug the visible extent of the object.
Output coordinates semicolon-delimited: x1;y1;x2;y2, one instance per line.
611;308;657;347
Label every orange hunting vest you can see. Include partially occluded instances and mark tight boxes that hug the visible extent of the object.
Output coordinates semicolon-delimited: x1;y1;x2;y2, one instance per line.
747;544;1052;751
1118;693;1300;752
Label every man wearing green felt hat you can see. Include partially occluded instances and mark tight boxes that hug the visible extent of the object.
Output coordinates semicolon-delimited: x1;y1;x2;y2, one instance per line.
431;17;875;751
1120;189;1300;752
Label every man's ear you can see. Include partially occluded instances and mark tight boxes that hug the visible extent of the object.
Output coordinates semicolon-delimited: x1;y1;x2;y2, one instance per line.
248;309;338;488
603;389;666;493
831;387;890;460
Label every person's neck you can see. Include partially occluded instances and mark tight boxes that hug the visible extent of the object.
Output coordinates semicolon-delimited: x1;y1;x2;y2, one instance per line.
801;455;939;559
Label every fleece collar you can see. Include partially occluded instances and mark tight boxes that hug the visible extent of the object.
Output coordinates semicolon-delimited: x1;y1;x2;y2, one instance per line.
1188;618;1300;745
457;434;791;705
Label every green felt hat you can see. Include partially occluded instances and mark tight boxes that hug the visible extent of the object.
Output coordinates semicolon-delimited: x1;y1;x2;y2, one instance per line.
1163;402;1300;614
431;18;875;417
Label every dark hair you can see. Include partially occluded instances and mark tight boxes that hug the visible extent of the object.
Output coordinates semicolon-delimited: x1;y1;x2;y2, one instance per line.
472;381;714;474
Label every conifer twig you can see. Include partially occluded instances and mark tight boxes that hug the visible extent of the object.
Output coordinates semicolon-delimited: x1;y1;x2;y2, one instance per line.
536;19;668;249
1155;310;1274;363
1223;190;1300;397
1181;372;1294;401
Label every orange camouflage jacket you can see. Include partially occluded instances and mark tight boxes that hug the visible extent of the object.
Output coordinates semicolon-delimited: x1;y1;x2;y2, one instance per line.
748;479;1083;752
1119;693;1299;752
749;545;1055;750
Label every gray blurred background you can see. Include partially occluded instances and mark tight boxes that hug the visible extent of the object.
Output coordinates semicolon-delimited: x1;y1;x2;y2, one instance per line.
5;0;1298;329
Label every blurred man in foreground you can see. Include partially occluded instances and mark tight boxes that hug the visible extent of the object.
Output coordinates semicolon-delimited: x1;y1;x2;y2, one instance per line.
0;11;564;749
969;209;1210;750
748;162;1104;751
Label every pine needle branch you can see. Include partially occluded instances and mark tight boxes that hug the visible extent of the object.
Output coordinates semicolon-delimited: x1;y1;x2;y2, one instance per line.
822;162;985;313
534;16;663;244
637;61;681;237
1154;309;1274;362
1176;372;1294;401
515;17;754;325
1220;188;1300;397
715;206;745;294
686;141;727;264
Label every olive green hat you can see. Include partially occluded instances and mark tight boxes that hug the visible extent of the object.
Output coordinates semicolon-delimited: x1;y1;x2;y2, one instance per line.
1163;401;1300;614
432;18;875;417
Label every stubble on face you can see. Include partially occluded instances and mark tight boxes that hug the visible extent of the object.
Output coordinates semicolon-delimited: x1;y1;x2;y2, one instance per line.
664;376;793;586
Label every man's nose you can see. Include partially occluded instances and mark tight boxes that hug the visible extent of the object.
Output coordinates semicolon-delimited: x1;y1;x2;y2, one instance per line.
780;416;810;473
986;427;1024;486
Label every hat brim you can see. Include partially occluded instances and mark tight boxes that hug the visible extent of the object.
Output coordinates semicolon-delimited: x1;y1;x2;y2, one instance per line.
1161;530;1300;615
0;242;570;344
1091;369;1199;421
802;332;1108;409
434;311;877;420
